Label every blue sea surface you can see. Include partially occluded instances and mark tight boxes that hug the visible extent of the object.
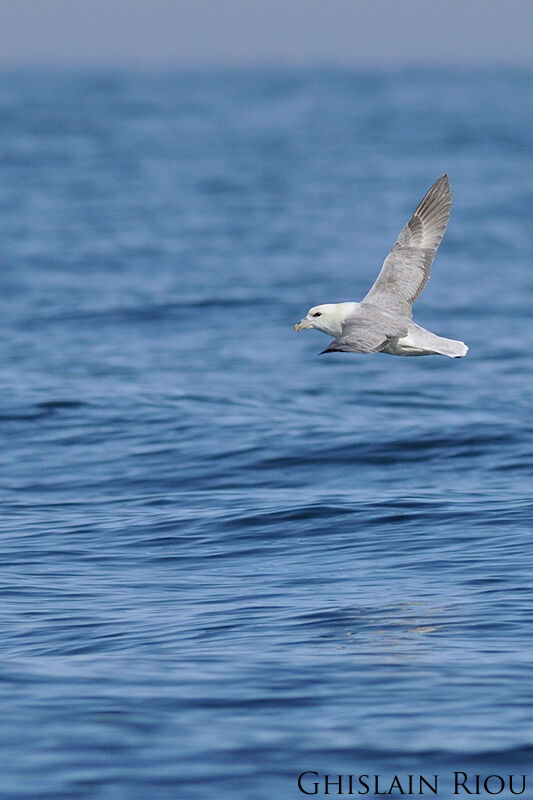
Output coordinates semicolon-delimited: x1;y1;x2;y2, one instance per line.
1;69;532;799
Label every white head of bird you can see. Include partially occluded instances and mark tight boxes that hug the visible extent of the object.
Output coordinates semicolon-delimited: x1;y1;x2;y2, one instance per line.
294;302;358;338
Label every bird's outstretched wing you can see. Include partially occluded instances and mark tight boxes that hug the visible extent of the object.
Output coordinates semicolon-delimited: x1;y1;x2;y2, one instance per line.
362;175;452;318
321;305;408;354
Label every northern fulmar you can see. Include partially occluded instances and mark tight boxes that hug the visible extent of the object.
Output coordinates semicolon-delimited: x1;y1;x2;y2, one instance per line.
294;175;468;358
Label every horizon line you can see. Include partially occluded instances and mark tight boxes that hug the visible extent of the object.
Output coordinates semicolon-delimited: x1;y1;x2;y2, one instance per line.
0;59;532;72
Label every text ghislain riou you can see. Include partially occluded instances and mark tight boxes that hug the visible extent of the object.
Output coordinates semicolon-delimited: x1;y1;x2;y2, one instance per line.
297;772;527;796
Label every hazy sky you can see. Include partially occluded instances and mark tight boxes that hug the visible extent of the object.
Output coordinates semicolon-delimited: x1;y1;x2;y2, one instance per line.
0;0;532;68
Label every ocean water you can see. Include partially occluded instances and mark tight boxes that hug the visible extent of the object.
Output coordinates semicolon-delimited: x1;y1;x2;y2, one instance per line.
1;69;532;799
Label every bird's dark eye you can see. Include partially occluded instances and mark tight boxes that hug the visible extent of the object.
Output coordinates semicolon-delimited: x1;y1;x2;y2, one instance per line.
312;312;322;317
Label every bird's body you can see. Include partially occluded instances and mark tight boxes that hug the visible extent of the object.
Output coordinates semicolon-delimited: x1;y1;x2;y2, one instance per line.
294;175;468;359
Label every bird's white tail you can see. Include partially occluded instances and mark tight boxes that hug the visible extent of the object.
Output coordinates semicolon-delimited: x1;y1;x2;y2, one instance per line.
427;334;468;358
395;324;469;358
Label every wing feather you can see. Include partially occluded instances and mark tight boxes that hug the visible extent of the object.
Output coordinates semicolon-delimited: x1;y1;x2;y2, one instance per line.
362;175;451;317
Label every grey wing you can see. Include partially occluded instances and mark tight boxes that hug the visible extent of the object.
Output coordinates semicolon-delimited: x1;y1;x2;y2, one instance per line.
321;304;409;354
363;175;452;317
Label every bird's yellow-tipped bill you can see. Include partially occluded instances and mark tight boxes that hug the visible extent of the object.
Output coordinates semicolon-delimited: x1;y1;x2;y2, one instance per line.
294;319;312;331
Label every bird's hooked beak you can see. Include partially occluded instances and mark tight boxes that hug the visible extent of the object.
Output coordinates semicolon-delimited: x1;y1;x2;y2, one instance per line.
294;318;312;331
